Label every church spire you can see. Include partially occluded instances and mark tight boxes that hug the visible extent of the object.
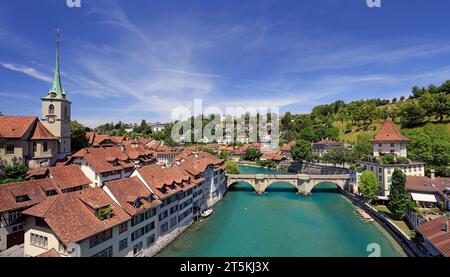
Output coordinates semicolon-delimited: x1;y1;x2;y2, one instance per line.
48;28;65;99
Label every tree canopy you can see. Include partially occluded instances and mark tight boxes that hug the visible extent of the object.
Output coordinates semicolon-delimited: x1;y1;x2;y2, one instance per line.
359;171;379;203
387;169;408;220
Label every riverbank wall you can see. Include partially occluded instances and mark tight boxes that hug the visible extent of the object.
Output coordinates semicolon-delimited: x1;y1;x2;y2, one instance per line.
342;190;425;257
144;221;193;257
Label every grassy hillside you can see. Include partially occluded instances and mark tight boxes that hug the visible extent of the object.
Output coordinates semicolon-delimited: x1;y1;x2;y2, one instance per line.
334;120;450;144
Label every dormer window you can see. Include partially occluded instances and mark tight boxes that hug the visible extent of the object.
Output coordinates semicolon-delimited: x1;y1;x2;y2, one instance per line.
48;104;55;115
146;195;154;203
134;198;143;209
16;195;30;203
46;190;57;196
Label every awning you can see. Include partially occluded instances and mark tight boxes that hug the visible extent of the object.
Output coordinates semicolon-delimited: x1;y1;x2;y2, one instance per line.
410;192;438;203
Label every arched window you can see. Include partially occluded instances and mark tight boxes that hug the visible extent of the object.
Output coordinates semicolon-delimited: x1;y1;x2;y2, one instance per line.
64;106;68;116
43;142;48;152
33;142;37;152
48;104;55;115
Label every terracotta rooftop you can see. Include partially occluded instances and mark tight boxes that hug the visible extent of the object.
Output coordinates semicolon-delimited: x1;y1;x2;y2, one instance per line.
261;152;286;161
281;140;296;151
137;164;192;199
37;248;61;257
0;179;61;213
68;147;134;173
104;177;161;216
406;176;450;194
25;167;50;180
313;139;344;145
0;116;37;139
370;118;410;142
23;188;130;246
49;165;92;190
417;216;450;257
30;121;57;140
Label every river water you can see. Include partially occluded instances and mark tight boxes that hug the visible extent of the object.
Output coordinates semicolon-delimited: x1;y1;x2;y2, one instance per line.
156;165;406;257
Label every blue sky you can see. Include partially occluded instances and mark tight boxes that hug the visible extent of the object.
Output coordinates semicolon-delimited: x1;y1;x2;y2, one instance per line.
1;0;450;127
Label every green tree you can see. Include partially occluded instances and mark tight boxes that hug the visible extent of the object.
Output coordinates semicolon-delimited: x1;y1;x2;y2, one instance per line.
353;134;373;159
290;139;312;162
243;148;262;161
323;148;349;166
71;121;88;152
225;160;240;174
387;169;408;219
218;150;230;160
2;163;27;183
433;93;450;121
359;171;378;203
399;100;425;127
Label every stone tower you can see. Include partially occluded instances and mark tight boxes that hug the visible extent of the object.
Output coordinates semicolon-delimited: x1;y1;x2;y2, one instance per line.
41;30;71;158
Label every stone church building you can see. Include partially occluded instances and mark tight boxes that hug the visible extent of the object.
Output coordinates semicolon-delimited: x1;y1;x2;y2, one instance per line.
0;36;71;169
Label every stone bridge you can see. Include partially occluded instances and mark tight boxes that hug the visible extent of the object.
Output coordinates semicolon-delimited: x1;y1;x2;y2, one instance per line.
226;173;350;195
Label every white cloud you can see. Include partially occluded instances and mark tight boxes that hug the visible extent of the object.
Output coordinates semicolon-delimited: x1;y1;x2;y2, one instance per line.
0;62;52;83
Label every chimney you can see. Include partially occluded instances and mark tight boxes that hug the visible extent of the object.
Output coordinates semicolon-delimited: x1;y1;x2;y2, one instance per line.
430;170;435;180
444;221;449;233
120;145;125;153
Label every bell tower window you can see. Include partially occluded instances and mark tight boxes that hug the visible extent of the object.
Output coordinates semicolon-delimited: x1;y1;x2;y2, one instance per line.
43;142;48;153
49;104;55;115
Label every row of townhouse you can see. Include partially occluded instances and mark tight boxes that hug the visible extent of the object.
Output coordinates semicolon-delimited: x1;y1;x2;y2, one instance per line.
0;165;91;251
17;152;226;257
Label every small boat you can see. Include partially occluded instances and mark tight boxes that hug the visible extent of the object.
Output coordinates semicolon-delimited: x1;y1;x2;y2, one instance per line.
201;209;213;218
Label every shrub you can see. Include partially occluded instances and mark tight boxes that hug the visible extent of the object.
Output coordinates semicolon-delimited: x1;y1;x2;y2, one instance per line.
96;206;113;221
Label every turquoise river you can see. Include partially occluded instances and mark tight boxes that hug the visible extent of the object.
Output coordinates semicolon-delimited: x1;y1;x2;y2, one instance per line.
156;165;406;257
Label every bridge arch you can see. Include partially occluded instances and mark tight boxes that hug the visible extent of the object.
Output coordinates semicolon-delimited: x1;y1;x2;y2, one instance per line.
299;179;348;195
261;180;299;193
227;180;257;192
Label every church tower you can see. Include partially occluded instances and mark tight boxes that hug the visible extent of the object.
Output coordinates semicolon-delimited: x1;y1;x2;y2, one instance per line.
41;29;71;158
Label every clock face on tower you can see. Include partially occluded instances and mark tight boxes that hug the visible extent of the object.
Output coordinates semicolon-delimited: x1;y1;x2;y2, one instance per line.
47;116;56;124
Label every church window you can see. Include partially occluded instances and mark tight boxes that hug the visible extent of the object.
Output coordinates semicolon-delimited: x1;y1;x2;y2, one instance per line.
6;145;14;155
48;104;55;115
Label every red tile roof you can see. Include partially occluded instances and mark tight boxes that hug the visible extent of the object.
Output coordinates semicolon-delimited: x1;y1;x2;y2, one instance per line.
25;168;50;180
68;147;134;173
92;134;115;147
31;121;57;140
313;139;344;145
104;177;161;216
145;140;162;150
137;164;193;199
406;176;450;194
370;118;410;142
85;132;95;145
261;152;286;161
49;165;92;190
281;140;296;151
37;248;61;257
0;116;37;138
110;136;126;144
417;216;450;257
23;188;130;245
0;179;60;213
